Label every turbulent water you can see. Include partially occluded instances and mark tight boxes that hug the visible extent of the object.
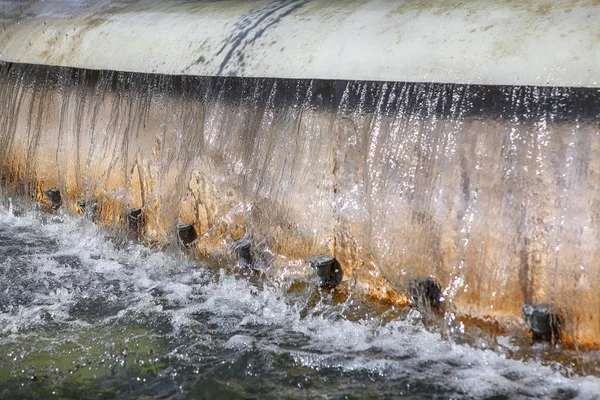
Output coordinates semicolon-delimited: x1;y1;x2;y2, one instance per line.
0;204;599;399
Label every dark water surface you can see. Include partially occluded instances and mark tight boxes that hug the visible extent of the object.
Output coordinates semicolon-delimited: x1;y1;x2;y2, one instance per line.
0;205;599;399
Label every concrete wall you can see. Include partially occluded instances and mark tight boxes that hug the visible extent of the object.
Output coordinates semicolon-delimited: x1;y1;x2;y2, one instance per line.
2;64;600;345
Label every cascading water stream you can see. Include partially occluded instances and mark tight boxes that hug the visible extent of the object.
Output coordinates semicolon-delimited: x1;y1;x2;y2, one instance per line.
1;62;600;397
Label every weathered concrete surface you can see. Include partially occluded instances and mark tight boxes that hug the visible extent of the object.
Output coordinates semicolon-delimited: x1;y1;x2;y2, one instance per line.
1;0;600;87
2;64;600;346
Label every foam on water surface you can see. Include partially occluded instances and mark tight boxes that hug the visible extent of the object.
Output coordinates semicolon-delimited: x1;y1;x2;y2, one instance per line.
0;205;599;399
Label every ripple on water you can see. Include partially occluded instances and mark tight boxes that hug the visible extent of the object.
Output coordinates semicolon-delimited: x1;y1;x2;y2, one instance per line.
0;206;599;399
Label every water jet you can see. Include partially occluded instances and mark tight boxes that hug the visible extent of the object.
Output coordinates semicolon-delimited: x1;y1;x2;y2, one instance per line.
43;188;61;210
232;237;253;267
407;277;443;313
522;303;563;343
127;208;144;233
177;223;197;247
309;255;343;288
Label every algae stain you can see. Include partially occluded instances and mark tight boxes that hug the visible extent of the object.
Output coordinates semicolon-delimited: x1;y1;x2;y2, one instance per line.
535;3;552;16
0;325;168;394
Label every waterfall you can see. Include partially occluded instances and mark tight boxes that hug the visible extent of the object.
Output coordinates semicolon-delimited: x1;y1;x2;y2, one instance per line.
1;62;600;345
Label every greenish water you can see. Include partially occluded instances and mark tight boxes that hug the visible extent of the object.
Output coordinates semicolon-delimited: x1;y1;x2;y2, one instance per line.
1;206;599;399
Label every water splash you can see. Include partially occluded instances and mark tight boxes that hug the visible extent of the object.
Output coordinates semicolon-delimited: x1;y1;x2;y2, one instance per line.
0;206;599;398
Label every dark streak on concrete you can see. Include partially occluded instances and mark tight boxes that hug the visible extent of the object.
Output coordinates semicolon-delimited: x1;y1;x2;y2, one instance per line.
190;0;307;76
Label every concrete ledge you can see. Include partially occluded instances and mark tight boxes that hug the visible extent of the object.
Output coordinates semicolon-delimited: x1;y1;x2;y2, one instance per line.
1;0;600;86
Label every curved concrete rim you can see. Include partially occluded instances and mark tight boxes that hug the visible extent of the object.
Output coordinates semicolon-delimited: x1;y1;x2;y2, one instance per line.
1;0;600;87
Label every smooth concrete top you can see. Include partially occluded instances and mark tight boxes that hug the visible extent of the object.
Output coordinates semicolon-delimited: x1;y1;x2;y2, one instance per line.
1;0;600;87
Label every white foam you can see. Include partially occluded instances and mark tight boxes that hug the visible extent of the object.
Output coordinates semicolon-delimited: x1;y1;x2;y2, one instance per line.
225;334;254;351
1;205;600;398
